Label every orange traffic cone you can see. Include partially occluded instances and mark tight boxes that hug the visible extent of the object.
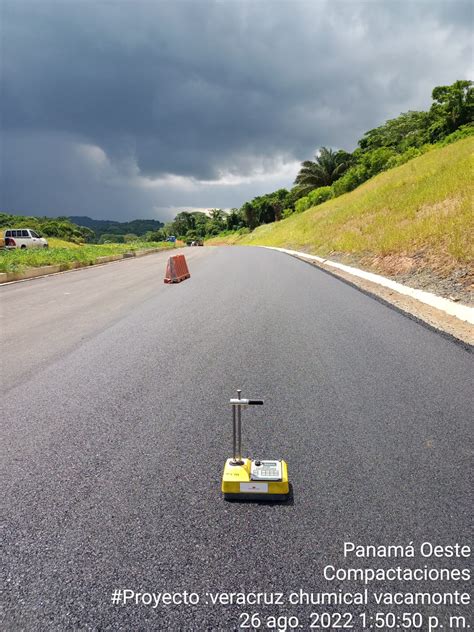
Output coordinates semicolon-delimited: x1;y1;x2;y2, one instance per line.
164;254;191;283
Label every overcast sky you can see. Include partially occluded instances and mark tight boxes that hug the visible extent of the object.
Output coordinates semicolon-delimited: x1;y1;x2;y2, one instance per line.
1;0;472;222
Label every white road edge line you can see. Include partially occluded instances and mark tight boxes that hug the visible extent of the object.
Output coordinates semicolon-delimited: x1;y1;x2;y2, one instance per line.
263;246;474;325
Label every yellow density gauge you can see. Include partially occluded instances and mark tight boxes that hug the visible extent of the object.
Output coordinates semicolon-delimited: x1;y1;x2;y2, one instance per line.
221;390;290;501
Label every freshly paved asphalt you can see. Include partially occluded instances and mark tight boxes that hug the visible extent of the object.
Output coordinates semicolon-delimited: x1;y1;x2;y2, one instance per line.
2;246;472;631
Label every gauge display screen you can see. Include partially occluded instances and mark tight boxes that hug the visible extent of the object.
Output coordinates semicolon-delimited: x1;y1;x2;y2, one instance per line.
250;460;282;481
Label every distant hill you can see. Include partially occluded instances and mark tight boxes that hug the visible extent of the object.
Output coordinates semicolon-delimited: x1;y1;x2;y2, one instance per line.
69;216;164;238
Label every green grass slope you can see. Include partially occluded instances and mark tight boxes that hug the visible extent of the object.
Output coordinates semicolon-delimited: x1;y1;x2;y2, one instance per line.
209;137;473;279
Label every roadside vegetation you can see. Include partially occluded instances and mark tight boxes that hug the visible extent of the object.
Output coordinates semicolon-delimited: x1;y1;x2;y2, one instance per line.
0;241;175;273
0;214;176;274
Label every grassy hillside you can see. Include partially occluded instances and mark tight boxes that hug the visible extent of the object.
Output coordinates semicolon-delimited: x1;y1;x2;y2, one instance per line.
208;137;473;279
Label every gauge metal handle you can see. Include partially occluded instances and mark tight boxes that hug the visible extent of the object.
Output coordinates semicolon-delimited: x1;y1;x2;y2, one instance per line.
231;390;264;463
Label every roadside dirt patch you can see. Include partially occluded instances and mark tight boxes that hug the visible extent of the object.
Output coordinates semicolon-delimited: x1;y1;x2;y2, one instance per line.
345;251;473;305
415;197;461;219
366;253;420;275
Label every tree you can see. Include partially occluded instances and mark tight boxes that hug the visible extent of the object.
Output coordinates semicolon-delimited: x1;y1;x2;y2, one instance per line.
252;195;275;225
185;229;198;242
242;201;257;229
226;208;244;231
193;212;209;238
99;233;124;243
429;80;474;141
287;185;307;206
358;110;431;153
209;209;226;222
294;147;351;194
145;229;166;242
242;190;291;227
171;211;195;237
207;209;226;235
162;223;174;237
78;226;96;242
269;189;290;222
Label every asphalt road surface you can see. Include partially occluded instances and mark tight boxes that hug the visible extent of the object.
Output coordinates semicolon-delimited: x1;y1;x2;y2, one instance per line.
2;246;473;631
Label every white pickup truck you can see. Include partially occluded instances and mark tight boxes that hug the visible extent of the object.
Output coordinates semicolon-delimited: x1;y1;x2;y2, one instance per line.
2;228;49;249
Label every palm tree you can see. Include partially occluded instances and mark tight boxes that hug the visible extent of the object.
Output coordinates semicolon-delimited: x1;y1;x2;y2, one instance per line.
294;147;351;195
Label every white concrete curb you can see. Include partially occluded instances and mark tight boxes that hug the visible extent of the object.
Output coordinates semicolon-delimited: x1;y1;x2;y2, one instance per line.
263;246;474;325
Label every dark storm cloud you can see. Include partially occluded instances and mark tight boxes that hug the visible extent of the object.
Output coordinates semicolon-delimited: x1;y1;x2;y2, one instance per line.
1;0;471;220
0;131;154;220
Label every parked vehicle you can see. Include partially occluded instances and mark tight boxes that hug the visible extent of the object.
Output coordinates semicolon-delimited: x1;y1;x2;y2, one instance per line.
2;229;49;249
166;235;177;243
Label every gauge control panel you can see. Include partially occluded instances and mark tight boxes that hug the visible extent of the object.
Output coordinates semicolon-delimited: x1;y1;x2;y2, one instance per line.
250;459;283;481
